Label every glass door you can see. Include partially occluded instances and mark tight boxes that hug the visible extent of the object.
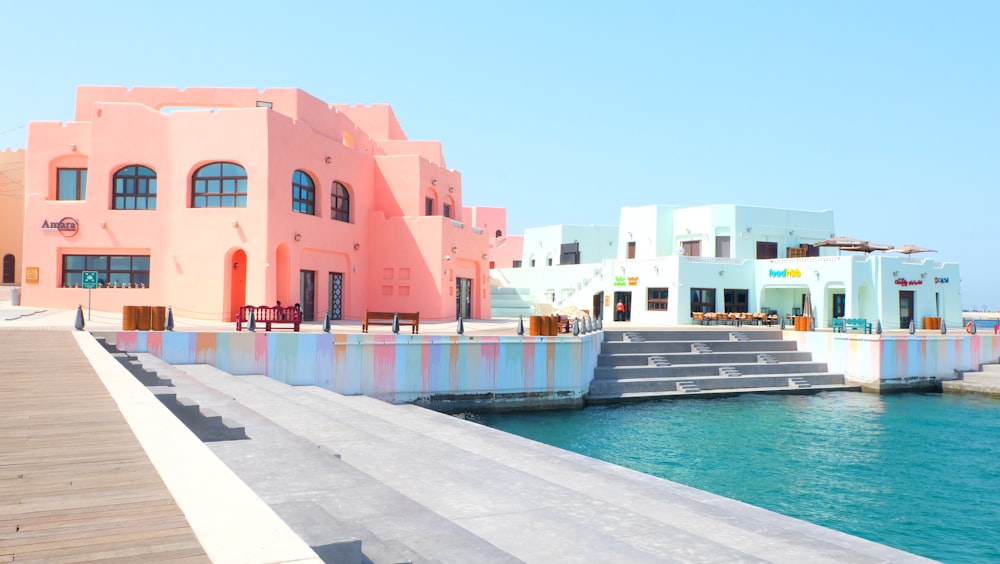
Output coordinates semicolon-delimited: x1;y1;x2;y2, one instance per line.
456;277;472;319
833;293;846;319
299;270;315;322
899;290;915;329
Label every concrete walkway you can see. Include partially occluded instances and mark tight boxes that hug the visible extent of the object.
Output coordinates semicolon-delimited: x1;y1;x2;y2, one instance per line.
131;354;933;563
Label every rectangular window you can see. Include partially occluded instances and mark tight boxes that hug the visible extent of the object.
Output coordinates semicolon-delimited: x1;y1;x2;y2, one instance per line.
425;197;434;216
627;241;636;259
530;259;536;267
647;287;669;311
715;236;730;258
690;287;716;316
756;241;778;259
512;260;522;268
560;242;580;265
62;254;150;288
786;247;806;258
723;288;749;313
57;168;87;200
442;203;452;218
682;240;701;257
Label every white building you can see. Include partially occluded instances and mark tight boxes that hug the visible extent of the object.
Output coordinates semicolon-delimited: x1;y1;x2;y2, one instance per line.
492;204;962;329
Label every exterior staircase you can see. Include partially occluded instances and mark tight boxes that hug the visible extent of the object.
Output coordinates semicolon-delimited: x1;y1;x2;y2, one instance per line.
490;286;535;318
95;337;248;442
588;328;859;403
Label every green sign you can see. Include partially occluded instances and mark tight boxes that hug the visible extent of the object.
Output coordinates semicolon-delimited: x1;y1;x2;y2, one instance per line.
82;271;98;289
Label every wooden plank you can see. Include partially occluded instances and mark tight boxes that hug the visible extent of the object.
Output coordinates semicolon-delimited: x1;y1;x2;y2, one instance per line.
0;330;209;562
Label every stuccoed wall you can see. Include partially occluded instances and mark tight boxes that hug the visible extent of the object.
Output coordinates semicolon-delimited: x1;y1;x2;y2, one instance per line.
109;331;603;411
788;331;1000;391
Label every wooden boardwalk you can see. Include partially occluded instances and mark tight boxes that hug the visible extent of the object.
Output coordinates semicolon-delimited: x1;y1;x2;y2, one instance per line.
0;330;209;562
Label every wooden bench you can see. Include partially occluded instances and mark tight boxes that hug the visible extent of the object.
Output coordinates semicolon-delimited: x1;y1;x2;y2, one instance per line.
236;305;301;332
363;311;419;334
834;318;871;334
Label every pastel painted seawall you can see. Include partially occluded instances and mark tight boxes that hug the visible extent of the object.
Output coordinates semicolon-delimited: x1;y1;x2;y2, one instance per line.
788;331;1000;391
108;331;603;411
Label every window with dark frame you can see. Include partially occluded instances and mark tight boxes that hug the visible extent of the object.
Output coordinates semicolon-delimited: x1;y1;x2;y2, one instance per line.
331;181;350;222
62;254;150;288
192;162;247;208
112;165;156;210
627;241;636;259
723;288;749;313
690;287;716;315
442;203;452;218
425;196;434;216
756;241;778;259
647;287;669;311
292;170;316;215
512;260;522;268
57;168;87;200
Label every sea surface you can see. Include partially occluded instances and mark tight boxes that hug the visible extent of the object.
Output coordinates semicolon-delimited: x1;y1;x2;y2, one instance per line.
467;392;1000;563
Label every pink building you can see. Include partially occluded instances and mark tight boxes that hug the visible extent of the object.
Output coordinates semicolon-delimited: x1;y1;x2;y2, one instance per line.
0;149;25;286
21;86;490;321
464;206;524;269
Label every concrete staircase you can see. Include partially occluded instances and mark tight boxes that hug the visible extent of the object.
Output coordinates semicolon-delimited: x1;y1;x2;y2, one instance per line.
489;286;535;318
588;328;858;403
943;362;1000;397
95;337;247;442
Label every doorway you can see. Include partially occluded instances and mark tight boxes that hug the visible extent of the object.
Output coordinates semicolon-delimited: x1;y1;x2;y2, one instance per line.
328;272;343;320
299;270;315;322
832;293;845;319
613;291;632;321
899;291;914;329
593;291;604;321
229;250;247;321
456;277;472;319
2;254;13;284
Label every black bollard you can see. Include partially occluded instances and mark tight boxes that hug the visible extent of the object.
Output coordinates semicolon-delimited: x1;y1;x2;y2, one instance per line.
248;309;256;332
596;316;603;330
779;317;786;330
941;320;947;334
74;305;85;331
457;316;465;335
517;316;525;336
165;307;175;331
323;311;331;333
392;313;400;334
573;318;580;336
908;319;915;335
876;320;883;334
970;321;976;335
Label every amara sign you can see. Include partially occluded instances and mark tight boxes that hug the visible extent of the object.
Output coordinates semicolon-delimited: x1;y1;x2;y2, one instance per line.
41;217;79;237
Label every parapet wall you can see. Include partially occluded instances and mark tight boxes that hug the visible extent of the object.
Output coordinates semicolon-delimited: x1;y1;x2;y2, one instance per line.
106;331;603;412
789;331;1000;391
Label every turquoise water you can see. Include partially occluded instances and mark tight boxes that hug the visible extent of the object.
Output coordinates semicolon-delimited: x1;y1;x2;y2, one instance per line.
467;393;1000;563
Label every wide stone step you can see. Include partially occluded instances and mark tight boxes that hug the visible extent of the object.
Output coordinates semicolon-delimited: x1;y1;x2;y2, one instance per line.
587;383;862;404
589;372;847;395
594;361;831;380
598;351;813;367
603;329;784;342
600;340;799;354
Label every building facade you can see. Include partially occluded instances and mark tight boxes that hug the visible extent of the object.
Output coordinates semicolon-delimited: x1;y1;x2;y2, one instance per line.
0;149;25;286
20;86;490;321
492;204;962;329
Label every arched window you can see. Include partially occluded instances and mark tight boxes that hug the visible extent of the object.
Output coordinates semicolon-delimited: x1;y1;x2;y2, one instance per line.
495;229;502;238
192;162;247;208
331;181;350;222
112;165;157;209
2;254;14;284
292;170;315;215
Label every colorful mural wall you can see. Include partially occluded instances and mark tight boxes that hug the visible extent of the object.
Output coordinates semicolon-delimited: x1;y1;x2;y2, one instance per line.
111;331;602;411
789;331;1000;390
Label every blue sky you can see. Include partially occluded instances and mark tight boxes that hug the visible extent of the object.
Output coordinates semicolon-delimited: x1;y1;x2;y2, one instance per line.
1;1;997;309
